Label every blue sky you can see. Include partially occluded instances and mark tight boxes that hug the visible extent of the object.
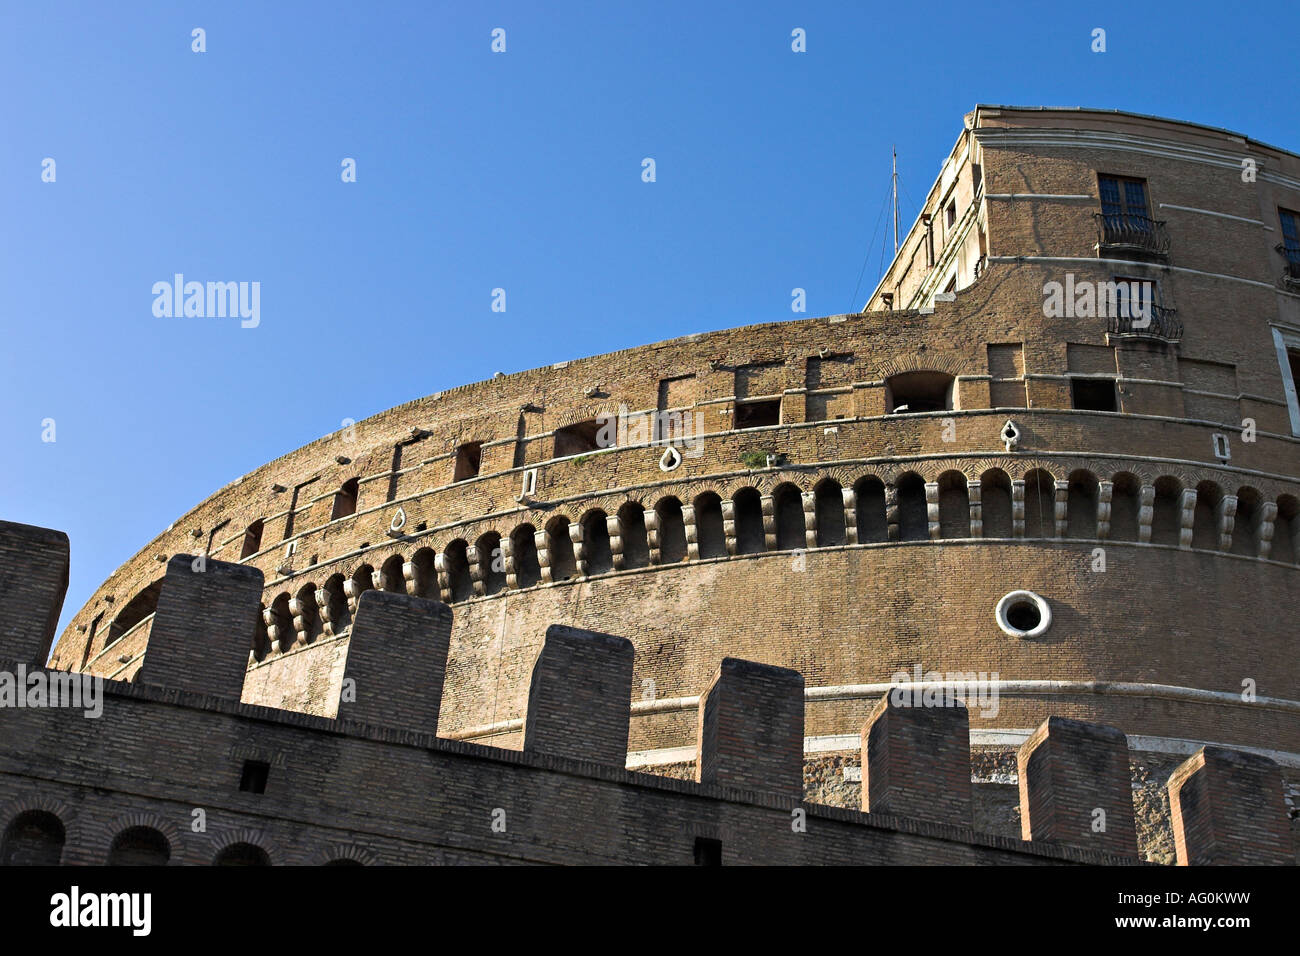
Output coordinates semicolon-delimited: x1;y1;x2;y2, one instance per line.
2;0;1297;636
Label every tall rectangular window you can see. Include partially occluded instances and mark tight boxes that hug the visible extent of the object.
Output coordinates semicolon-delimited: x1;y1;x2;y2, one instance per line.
1280;209;1300;277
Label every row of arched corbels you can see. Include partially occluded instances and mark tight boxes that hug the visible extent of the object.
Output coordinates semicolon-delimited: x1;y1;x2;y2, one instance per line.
249;461;1300;661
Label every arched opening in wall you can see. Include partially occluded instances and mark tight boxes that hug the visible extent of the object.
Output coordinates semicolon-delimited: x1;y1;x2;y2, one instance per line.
1192;482;1223;550
692;493;726;558
476;532;506;594
350;565;374;608
511;526;541;587
814;479;846;547
107;827;170;866
732;488;766;554
773;484;805;551
581;510;614;575
240;519;264;559
980;469;1013;537
1066;470;1099;539
1274;496;1299;564
442;540;475;599
380;554;406;593
1151;477;1183;546
410;548;438;600
884;371;955;413
1109;473;1141;542
213;843;270;866
1;811;65;866
655;497;688;563
896;473;928;541
545;520;578;581
617;503;650;569
854;476;888;543
322;573;351;634
1022;469;1057;538
294;582;323;644
331;478;359;521
937;471;971;538
108;579;164;647
269;593;294;653
1231;487;1261;557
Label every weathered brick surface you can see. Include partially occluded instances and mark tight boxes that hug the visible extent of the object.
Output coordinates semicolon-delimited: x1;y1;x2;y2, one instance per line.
137;555;263;701
1167;746;1292;865
1018;716;1137;857
696;657;805;798
340;590;452;733
523;625;633;766
862;696;972;826
0;520;68;665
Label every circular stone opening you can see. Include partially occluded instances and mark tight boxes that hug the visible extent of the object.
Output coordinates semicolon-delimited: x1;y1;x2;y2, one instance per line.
1005;600;1041;632
995;590;1052;639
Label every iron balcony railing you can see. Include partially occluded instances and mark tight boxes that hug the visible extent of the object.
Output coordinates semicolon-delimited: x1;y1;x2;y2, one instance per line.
1107;303;1182;343
1095;212;1170;258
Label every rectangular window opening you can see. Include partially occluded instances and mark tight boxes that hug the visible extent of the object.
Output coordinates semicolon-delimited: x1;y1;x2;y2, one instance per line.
734;399;781;430
1071;377;1118;412
693;837;722;866
453;442;483;481
239;760;270;794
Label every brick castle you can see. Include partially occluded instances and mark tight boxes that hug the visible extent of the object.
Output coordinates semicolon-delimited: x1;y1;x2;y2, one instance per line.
5;105;1299;865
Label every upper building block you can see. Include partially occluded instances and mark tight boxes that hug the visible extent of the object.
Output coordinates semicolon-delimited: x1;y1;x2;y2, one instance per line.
696;657;805;798
137;554;263;701
523;624;635;766
339;589;452;733
1167;746;1292;866
0;520;70;666
1018;716;1137;857
861;695;971;826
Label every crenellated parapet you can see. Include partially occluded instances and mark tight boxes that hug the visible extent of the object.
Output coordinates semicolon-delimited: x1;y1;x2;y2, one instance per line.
2;517;1294;866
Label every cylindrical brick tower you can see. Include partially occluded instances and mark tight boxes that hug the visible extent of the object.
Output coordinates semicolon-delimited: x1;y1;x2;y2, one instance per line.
50;106;1300;859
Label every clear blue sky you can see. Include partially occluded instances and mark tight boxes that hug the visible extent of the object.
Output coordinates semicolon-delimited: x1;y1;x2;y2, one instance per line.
2;0;1297;637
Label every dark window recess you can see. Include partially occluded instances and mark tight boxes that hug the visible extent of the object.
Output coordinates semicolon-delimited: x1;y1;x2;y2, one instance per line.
239;760;270;794
331;479;359;520
453;442;483;481
1071;378;1118;412
885;371;954;414
553;419;603;457
239;519;264;559
734;400;781;429
1288;350;1300;392
693;837;722;866
1006;600;1042;632
945;200;957;229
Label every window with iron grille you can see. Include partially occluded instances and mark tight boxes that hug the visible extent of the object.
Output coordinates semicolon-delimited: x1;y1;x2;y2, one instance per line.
1281;209;1300;262
1099;175;1151;221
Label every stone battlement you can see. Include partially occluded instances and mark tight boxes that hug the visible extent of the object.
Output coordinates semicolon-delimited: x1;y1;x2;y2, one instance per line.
0;519;1291;865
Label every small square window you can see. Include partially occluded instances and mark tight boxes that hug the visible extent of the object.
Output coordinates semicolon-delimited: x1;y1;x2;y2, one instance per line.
693;837;722;866
239;760;270;794
1071;378;1117;412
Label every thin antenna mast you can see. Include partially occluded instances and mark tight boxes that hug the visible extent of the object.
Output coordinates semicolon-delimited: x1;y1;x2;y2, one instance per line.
892;146;899;254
